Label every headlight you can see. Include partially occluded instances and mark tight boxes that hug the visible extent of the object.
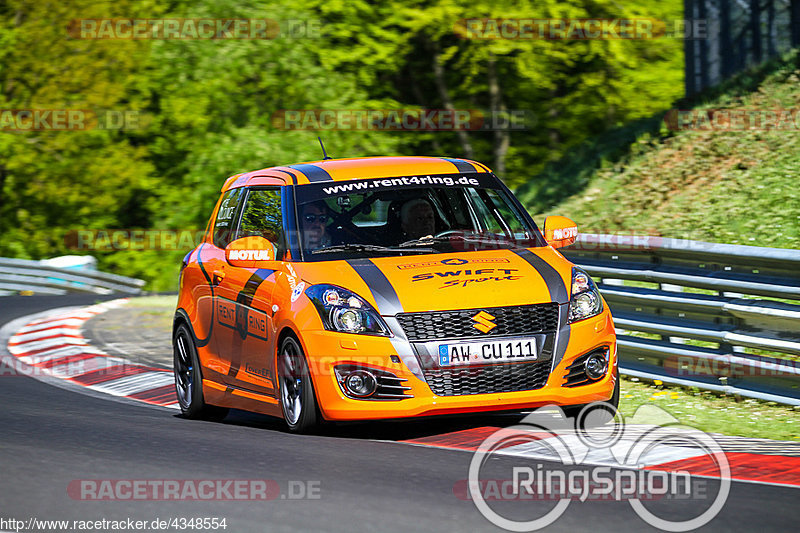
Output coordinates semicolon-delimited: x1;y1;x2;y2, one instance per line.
568;267;603;323
305;285;391;336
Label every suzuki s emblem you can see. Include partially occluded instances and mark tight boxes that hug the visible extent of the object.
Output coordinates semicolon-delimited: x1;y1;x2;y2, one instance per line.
472;311;497;333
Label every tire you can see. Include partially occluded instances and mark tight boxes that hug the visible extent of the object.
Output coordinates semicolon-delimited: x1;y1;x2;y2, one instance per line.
562;372;620;427
173;323;229;421
278;335;321;433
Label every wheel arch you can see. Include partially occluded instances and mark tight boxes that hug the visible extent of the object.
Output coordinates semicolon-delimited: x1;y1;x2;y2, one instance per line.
274;324;326;421
173;308;192;338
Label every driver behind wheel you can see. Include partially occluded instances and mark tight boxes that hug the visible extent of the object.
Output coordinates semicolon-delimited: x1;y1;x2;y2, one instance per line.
301;201;332;251
400;198;437;240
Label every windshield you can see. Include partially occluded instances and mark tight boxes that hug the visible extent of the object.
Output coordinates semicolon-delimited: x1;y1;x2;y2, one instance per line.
294;174;545;261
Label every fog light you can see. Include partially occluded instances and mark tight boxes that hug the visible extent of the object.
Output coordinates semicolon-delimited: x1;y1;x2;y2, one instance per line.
585;353;608;380
343;370;377;397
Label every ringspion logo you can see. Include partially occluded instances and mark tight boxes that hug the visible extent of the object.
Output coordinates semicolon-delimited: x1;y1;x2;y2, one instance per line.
467;405;730;531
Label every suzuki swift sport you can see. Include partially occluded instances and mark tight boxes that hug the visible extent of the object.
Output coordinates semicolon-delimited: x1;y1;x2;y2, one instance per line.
173;156;617;432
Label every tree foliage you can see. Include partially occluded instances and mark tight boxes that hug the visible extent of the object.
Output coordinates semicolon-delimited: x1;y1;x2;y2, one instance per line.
0;0;683;289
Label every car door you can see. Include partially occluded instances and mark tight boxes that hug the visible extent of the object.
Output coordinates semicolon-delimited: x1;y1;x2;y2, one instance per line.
194;186;247;383
213;187;285;396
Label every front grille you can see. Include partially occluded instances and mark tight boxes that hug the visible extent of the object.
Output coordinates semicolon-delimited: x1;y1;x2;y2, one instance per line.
423;361;551;396
397;303;559;342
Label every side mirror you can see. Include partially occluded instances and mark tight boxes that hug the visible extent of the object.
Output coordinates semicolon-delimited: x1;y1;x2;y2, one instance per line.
543;216;578;248
225;236;278;267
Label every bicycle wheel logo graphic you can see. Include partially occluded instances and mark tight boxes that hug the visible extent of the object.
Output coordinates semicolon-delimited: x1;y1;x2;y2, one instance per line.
467;403;731;532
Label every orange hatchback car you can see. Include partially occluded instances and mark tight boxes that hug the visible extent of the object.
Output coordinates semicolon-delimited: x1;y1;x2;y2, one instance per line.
173;156;617;432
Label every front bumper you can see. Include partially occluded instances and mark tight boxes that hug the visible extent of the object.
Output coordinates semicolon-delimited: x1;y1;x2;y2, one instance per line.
298;308;617;421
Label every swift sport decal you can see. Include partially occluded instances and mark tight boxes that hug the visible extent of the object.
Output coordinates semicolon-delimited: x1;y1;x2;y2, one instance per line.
411;268;519;281
439;275;522;289
411;268;521;289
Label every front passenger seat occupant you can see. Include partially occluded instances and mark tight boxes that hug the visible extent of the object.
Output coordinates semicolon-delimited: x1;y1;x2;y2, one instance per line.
400;198;436;240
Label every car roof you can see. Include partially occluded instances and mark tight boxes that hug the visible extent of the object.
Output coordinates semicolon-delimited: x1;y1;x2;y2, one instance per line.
221;156;493;191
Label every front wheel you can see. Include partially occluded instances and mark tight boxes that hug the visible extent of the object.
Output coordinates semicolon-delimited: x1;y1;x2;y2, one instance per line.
278;336;321;433
173;323;229;421
562;373;620;427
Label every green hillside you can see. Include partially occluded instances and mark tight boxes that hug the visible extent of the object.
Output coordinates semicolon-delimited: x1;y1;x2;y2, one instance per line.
520;51;800;249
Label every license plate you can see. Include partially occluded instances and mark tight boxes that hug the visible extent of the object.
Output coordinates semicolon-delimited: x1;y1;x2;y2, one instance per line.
437;339;539;366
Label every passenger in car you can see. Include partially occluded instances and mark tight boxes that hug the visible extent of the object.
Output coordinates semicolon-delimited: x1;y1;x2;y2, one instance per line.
400;198;436;240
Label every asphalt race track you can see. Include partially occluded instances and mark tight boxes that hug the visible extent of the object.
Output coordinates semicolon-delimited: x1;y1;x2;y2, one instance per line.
1;295;798;533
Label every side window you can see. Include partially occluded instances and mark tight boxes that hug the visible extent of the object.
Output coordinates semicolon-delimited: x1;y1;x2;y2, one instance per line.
467;187;533;239
237;188;284;257
213;188;245;249
483;188;532;238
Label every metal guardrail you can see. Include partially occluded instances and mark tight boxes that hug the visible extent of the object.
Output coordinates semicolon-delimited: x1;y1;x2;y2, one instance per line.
563;234;800;405
0;257;145;296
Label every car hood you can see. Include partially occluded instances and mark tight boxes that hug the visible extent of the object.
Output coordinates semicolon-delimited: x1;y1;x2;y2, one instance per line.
293;248;574;314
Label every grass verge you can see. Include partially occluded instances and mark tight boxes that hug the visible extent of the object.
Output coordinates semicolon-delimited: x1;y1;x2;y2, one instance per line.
620;376;800;441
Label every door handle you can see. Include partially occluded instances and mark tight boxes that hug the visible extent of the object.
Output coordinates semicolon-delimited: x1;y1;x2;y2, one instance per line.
212;270;226;286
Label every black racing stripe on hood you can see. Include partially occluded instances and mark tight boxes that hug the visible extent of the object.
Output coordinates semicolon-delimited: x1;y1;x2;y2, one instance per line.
288;163;333;183
554;304;571;365
441;158;477;173
512;249;569;304
346;259;404;316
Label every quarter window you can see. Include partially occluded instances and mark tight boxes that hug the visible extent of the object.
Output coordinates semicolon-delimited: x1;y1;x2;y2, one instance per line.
237;188;285;258
213;188;245;248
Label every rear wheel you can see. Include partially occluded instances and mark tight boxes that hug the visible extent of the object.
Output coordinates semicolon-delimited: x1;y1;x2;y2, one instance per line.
278;336;321;433
173;323;229;421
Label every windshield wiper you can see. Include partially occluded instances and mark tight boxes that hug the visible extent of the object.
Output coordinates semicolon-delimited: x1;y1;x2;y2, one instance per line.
310;244;438;255
398;234;519;249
